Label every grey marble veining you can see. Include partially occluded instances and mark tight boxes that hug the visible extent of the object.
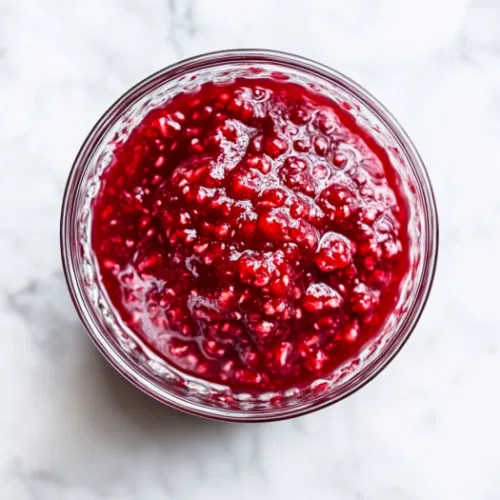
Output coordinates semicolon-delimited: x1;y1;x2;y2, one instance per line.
1;0;500;498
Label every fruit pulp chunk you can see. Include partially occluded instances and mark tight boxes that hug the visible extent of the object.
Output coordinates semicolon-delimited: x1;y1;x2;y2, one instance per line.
92;77;409;390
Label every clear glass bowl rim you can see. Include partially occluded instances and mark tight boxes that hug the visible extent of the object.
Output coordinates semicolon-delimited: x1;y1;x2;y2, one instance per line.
60;48;439;422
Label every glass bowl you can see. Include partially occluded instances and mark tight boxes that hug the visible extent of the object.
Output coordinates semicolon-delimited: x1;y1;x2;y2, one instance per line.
60;49;438;422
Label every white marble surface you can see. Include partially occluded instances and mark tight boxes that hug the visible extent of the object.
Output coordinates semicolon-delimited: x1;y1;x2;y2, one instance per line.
1;0;500;498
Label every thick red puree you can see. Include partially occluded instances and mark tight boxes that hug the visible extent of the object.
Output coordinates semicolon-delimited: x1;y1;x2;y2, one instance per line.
92;77;409;390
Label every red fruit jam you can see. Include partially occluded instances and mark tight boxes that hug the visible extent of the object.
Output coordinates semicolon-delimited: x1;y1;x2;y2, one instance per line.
92;78;409;390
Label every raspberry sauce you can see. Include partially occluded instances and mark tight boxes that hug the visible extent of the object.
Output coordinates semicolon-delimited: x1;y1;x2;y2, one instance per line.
92;77;409;390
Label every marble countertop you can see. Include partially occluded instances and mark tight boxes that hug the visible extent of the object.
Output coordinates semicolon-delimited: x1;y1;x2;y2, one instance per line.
1;0;500;498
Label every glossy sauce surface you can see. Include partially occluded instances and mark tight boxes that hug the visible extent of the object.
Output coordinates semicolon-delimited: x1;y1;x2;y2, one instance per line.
92;78;409;390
